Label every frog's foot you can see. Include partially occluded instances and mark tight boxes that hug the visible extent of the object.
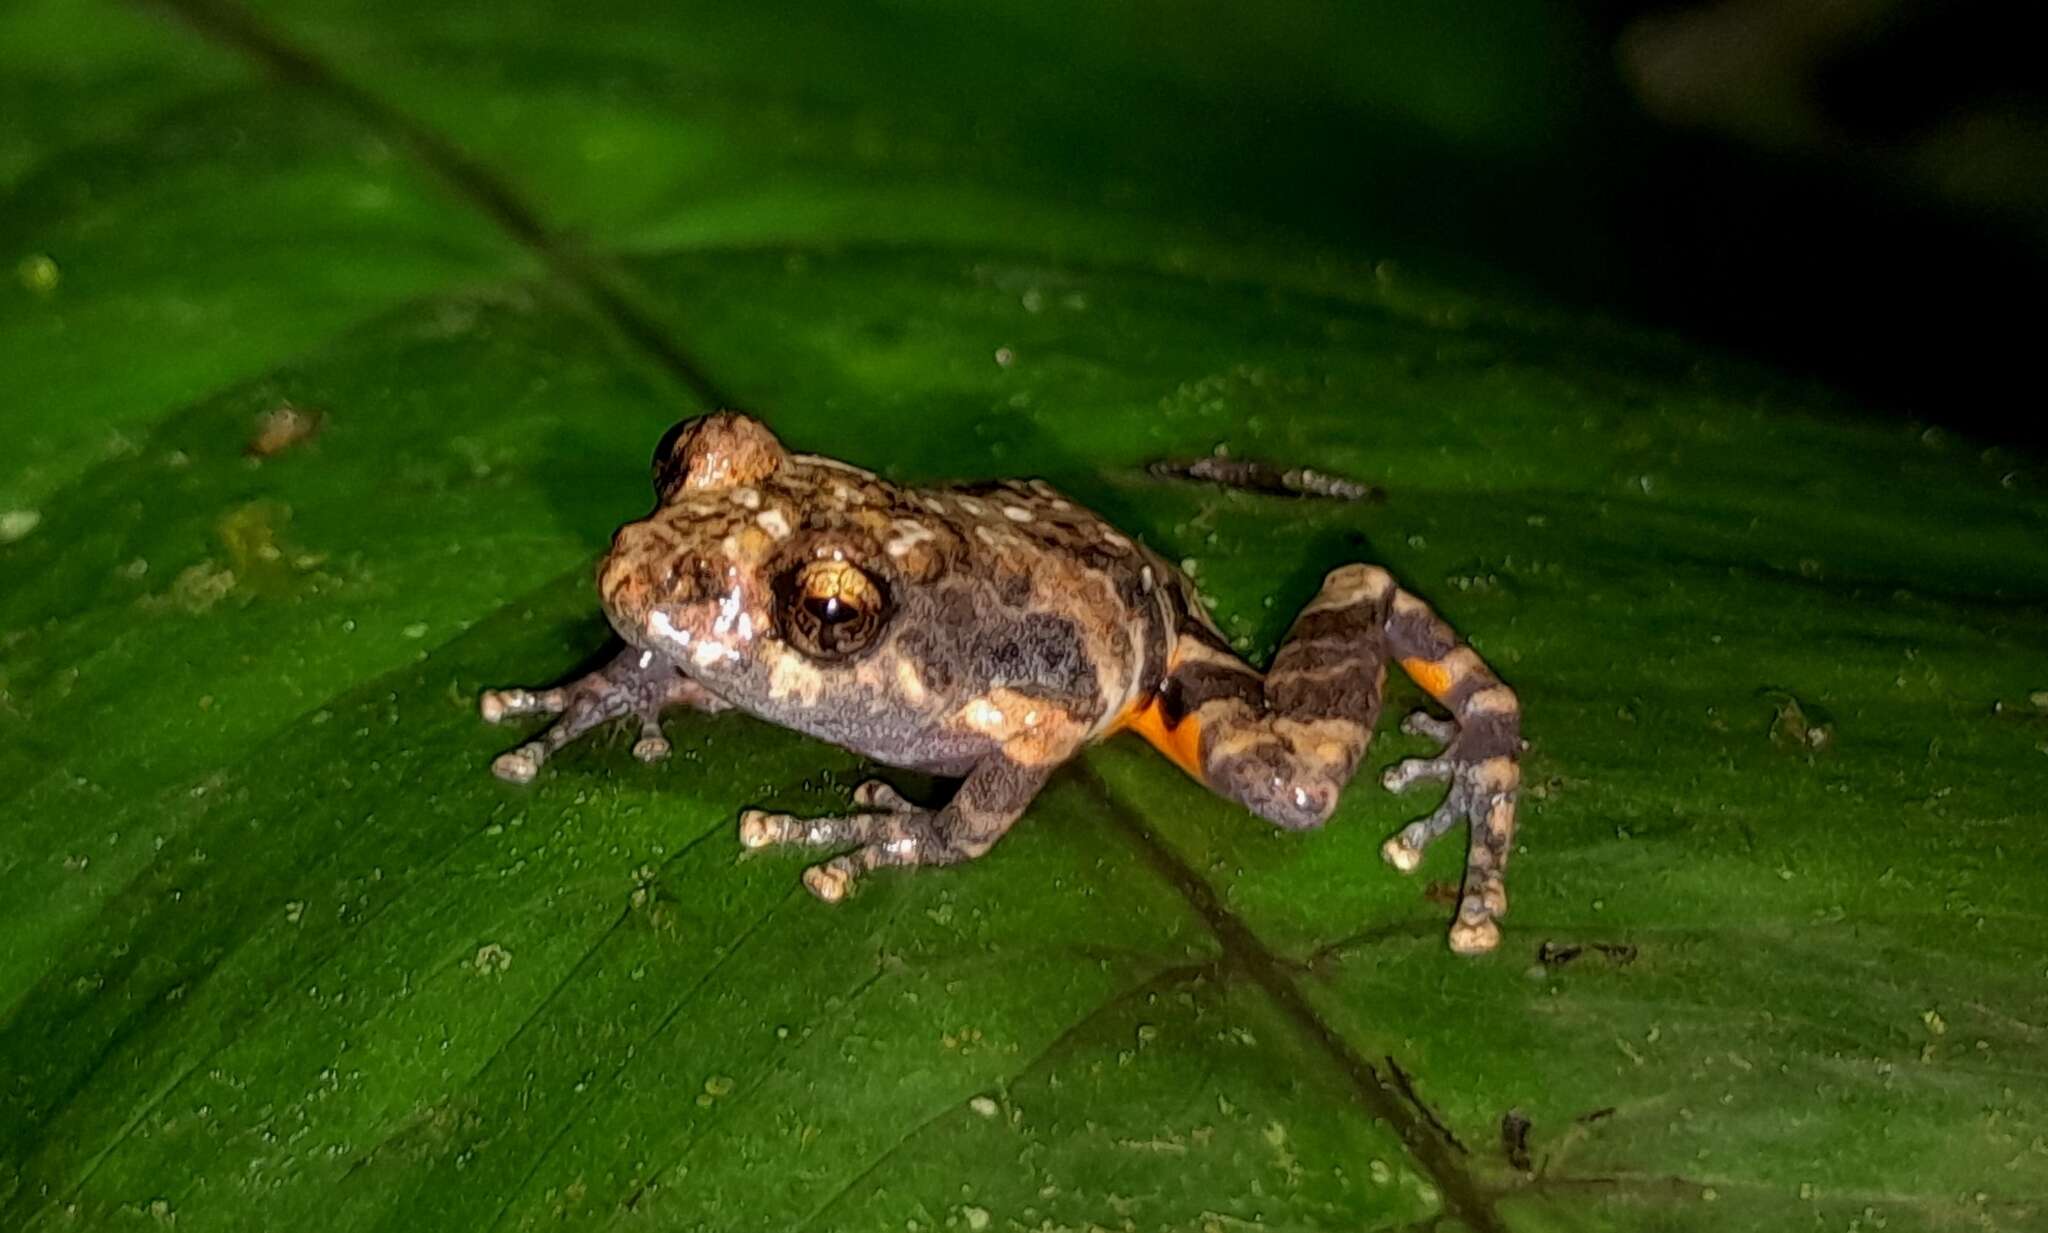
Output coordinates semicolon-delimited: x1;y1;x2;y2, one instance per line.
1378;708;1521;955
481;649;720;783
738;782;950;902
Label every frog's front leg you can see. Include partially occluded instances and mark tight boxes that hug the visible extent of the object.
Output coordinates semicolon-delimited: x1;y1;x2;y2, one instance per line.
480;646;729;783
738;758;1052;901
1143;564;1522;955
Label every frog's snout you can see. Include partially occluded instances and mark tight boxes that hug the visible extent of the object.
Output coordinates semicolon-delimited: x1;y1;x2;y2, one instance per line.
598;519;731;652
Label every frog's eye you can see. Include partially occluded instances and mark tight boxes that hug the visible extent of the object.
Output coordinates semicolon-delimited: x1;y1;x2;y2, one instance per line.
776;559;891;660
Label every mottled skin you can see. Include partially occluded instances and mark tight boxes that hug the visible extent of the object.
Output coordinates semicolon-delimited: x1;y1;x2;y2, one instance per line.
482;413;1524;954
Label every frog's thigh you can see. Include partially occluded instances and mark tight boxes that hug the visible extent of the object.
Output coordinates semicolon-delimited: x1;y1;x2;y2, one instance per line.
1384;589;1519;760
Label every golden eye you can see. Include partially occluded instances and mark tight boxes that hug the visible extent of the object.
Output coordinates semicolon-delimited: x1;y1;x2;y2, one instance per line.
776;559;890;659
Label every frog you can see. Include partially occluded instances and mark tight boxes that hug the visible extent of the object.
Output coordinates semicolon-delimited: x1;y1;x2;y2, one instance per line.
480;413;1523;954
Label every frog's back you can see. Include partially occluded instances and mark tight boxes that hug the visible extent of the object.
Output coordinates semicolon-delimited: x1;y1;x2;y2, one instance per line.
773;456;1192;745
922;476;1193;733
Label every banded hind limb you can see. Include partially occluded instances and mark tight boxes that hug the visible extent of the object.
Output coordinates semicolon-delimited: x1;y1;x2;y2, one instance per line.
1122;564;1523;954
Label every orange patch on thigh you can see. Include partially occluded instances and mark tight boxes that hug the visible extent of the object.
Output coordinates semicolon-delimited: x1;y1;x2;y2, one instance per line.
1400;656;1454;699
1114;697;1207;782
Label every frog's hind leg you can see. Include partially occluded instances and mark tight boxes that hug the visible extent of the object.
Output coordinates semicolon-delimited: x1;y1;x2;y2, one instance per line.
480;647;727;782
739;760;1051;901
1374;582;1523;954
1144;563;1522;955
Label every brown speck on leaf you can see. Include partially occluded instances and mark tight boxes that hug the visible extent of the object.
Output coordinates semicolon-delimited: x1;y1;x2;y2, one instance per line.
157;561;236;614
1422;880;1461;906
246;404;325;459
1147;454;1382;502
1759;686;1835;753
1500;1108;1533;1173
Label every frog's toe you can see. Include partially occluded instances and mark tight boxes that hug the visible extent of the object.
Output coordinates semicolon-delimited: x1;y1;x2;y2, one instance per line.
631;717;672;763
480;686;561;724
738;808;792;849
491;746;544;784
1448;914;1501;956
851;779;915;811
1381;755;1454;793
1380;833;1427;874
1399;708;1460;745
1382;786;1470;872
803;859;858;903
738;806;897;850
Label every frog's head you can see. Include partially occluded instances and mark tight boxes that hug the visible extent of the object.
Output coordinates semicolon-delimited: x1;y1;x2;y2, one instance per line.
597;413;907;715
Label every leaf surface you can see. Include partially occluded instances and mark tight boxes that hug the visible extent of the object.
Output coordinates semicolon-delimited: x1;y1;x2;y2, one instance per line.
4;2;2045;1230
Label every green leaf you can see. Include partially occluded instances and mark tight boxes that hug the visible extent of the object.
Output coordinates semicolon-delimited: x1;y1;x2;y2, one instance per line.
5;1;2046;1231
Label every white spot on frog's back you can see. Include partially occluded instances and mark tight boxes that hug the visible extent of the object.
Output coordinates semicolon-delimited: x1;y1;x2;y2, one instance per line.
1001;505;1034;522
732;486;761;510
886;518;935;558
756;508;791;539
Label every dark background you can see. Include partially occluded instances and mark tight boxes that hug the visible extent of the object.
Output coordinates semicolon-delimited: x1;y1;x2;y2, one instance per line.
1466;0;2048;440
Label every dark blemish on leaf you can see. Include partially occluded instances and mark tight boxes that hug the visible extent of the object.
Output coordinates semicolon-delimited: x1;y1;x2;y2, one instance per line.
1423;880;1461;906
1500;1108;1533;1173
1146;455;1383;502
1576;1106;1616;1125
1537;941;1638;969
1757;686;1835;753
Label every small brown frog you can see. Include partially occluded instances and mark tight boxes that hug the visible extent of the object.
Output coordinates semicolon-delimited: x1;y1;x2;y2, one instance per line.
481;414;1522;953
